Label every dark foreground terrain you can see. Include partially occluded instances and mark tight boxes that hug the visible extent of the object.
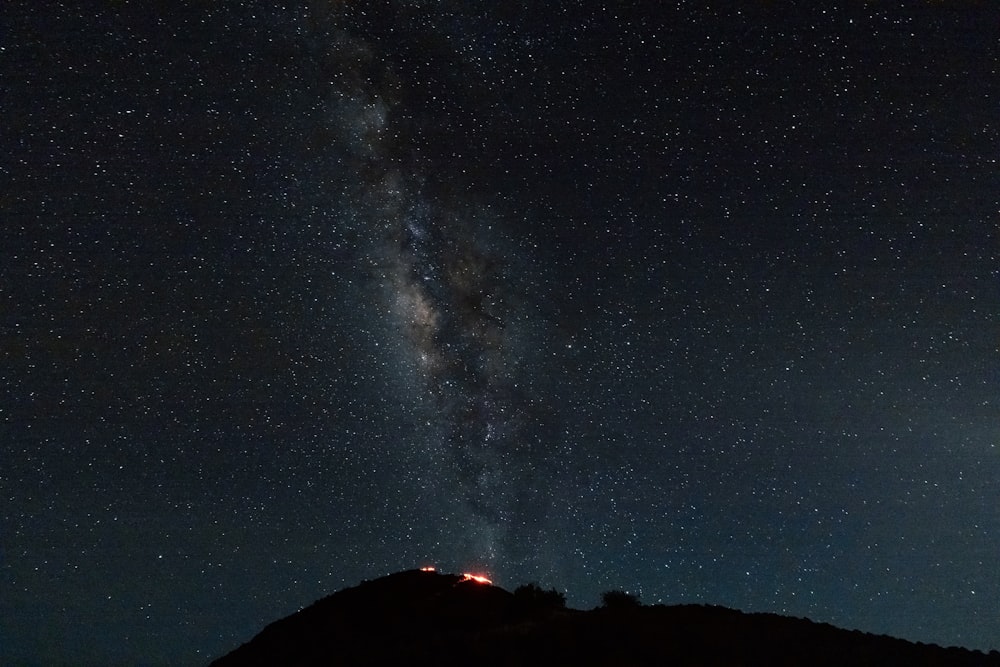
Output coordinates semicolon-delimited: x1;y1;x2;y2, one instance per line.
211;569;999;666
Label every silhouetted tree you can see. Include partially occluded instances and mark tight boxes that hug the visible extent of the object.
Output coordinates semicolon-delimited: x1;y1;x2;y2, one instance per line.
600;589;641;609
513;583;566;611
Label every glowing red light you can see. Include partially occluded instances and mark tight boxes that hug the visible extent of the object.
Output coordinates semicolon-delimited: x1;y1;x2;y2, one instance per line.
419;566;436;572
460;573;493;585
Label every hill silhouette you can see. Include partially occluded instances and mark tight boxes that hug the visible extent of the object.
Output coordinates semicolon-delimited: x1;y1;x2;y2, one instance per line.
210;569;1000;666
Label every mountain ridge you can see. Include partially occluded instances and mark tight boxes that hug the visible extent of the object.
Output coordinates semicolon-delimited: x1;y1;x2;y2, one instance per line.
210;569;1000;666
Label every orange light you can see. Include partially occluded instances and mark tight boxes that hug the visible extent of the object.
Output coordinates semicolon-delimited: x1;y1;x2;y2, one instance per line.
460;573;493;585
419;566;436;572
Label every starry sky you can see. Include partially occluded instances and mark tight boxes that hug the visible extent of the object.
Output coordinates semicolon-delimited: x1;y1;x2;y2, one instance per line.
3;2;999;665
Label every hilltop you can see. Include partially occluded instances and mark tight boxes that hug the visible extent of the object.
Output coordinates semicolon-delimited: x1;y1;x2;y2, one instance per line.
210;569;1000;666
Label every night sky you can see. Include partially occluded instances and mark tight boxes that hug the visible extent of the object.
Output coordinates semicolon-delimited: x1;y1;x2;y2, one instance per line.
3;3;999;665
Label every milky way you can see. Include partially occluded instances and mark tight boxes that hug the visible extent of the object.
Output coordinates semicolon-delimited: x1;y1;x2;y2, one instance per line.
386;202;519;560
320;20;534;565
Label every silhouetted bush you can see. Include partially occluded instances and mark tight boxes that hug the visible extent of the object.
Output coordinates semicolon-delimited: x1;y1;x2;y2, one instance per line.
601;590;641;608
513;583;566;611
